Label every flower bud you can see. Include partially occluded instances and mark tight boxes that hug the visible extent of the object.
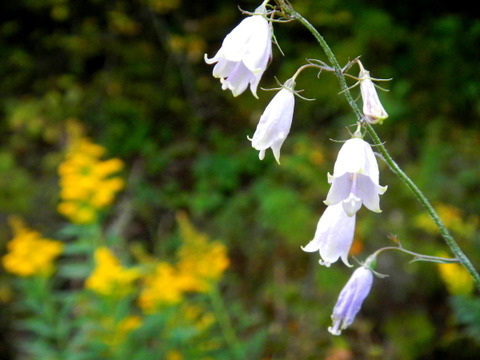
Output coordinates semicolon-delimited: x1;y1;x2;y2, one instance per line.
329;266;373;335
359;68;388;124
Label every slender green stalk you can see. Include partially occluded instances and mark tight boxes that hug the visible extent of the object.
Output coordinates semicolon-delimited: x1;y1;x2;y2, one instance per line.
209;284;244;360
277;0;480;290
369;246;460;265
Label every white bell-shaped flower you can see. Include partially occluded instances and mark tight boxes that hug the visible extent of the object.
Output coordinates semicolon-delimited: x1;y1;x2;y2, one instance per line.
302;203;356;267
204;3;272;98
248;78;295;163
328;266;374;335
325;137;387;216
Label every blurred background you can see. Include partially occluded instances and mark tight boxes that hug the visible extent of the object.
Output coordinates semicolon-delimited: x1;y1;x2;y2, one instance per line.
0;0;479;359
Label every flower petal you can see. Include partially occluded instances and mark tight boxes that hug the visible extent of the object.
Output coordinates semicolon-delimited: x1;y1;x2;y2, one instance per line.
302;203;356;267
250;87;295;162
324;173;351;206
204;10;272;98
328;266;373;335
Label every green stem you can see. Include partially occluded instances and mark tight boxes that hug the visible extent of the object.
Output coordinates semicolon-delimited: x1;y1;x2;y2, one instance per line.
278;0;480;290
208;284;243;360
364;123;480;288
369;246;460;265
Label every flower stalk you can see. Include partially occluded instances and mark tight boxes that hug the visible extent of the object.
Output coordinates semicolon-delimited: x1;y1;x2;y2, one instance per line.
277;0;480;290
368;245;461;265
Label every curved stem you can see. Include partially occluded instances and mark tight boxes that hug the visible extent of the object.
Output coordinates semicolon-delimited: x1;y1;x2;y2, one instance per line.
277;0;480;290
370;246;460;264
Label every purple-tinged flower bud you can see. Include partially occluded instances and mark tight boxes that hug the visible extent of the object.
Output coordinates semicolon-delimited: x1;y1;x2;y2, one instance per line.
204;3;272;98
324;138;387;216
329;266;373;335
359;67;388;124
248;79;295;163
302;203;356;267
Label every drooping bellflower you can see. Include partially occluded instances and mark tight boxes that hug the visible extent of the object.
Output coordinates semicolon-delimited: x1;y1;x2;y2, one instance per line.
328;266;373;335
204;2;272;98
249;78;295;163
302;203;355;267
324;137;387;216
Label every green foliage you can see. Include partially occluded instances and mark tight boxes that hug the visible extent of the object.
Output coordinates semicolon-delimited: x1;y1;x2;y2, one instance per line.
1;0;480;358
451;295;480;343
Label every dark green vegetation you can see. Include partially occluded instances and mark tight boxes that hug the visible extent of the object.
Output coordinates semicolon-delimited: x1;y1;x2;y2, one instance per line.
1;0;479;358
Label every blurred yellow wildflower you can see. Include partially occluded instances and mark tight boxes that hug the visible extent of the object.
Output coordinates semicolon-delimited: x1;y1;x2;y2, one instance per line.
414;203;479;239
138;213;230;312
2;217;63;277
176;212;230;292
138;262;188;311
57;120;125;224
85;247;140;297
436;252;474;295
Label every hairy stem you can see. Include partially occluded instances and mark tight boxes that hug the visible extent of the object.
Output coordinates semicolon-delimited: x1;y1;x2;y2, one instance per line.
277;0;480;290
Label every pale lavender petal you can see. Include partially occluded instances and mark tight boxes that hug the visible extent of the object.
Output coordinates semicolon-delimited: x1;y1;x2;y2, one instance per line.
204;9;272;98
221;62;252;96
325;173;351;206
302;203;356;267
212;58;237;78
356;174;382;213
327;138;386;214
243;17;272;72
328;267;373;335
250;87;295;163
332;138;380;183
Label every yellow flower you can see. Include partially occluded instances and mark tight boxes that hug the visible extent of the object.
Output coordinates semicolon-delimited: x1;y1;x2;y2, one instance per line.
176;212;229;292
414;203;479;239
2;217;63;277
138;212;230;312
437;252;474;295
85;247;139;297
57;122;125;224
138;262;187;312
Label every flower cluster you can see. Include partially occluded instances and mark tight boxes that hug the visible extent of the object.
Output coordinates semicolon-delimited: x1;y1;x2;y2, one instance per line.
301;135;385;334
204;1;392;336
58;122;125;224
175;212;230;292
2;217;63;277
85;246;140;297
138;213;229;312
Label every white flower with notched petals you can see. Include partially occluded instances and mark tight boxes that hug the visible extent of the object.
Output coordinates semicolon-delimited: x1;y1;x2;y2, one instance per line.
325;137;387;216
302;203;356;267
359;67;388;124
204;3;272;98
248;78;295;163
328;266;373;335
